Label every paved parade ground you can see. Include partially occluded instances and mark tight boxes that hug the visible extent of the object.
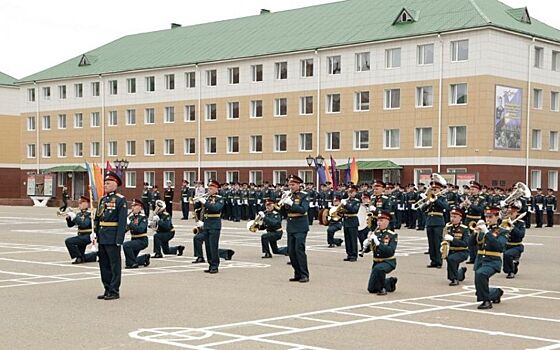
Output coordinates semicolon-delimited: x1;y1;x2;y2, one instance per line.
0;205;559;349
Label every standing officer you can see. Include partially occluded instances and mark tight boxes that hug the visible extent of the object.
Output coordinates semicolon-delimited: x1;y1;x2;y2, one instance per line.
341;185;361;262
502;201;526;279
534;188;545;228
123;199;150;269
282;175;310;283
472;206;507;310
416;183;427;231
306;182;318;225
151;185;161;211
326;196;344;248
164;180;174;218
180;180;192;220
545;188;557;227
258;199;285;258
93;171;127;301
443;207;469;286
462;181;487;264
151;200;184;258
141;182;152;217
420;177;449;269
64;196;97;264
193;180;224;273
364;211;398;295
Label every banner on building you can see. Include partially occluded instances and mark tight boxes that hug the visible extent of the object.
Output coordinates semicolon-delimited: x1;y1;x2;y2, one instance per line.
494;85;522;150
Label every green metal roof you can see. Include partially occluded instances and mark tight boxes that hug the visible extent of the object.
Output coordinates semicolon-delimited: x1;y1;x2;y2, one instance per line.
0;72;16;86
44;165;87;173
19;0;560;83
337;160;402;170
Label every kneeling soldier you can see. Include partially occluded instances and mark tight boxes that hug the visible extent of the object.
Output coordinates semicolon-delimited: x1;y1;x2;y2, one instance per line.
152;200;184;258
365;211;398;295
443;207;470;286
327;196;344;248
64;196;97;264
123;199;150;268
259;199;284;258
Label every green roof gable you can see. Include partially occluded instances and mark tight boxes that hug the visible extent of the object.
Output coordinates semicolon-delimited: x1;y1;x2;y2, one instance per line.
0;71;16;86
19;0;560;83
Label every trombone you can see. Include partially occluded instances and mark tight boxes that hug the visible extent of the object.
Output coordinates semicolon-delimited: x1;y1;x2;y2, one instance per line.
500;212;527;230
56;207;77;217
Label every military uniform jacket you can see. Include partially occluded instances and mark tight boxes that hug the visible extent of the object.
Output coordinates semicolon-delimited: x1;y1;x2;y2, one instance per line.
200;195;224;230
545;195;557;211
260;210;282;232
164;188;174;203
94;192;128;245
534;194;545;211
465;195;486;222
282;191;309;234
141;189;152;203
474;224;508;260
151;191;161;206
66;210;92;235
307;189;318;208
406;191;418;210
342;198;361;228
424;196;449;227
506;220;525;248
445;223;469;250
128;214;148;238
181;186;192;203
372;228;398;266
446;192;459;207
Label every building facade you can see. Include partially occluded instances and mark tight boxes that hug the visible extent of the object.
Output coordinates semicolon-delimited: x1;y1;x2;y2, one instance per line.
0;72;22;200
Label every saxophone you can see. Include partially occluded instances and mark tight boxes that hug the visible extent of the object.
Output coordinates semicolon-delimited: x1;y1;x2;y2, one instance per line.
440;223;451;259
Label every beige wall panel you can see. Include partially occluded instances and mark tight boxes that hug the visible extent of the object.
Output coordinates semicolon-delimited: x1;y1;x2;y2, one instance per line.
0;115;21;163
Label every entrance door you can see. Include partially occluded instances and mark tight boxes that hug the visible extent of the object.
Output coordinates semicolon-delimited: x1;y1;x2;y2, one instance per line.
73;172;85;199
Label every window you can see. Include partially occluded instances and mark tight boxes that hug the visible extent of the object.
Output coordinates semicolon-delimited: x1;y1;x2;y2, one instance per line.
108;80;117;95
327;56;341;74
384;129;400;149
227;102;239;119
549;171;558;190
42;115;51;130
125;172;136;188
532;129;542;149
549;131;559;151
74;83;83;98
355;52;370;72
126;140;136;156
206;69;217;86
417;44;434;65
58;143;66;158
228;67;239;84
205;103;217;120
144;140;155;155
274;134;287;152
108;141;118;157
204;171;217;184
552;92;560;112
275;61;288;79
249;171;262;185
165;74;175;90
299;96;313;115
27;116;36;131
534;47;544;68
531;170;541;190
274;98;287;116
301;59;314;77
164;171;175;188
251;64;263;82
385;48;401;68
451;40;469;62
145;76;155;92
164;139;175;155
127;78;136;93
108;111;118;126
299;133;313;151
184;105;196;122
533;89;543;109
227;136;239;153
164;106;175;123
126;109;136;125
226;171;239;184
250;100;263;118
450;83;468;105
353;130;369;150
415;127;433;148
184;171;196;185
89;112;98;128
299;170;313;184
74;142;83;157
184;138;196;154
58;85;67;99
250;135;262;153
448;126;467;147
384;89;401;109
145;108;155;124
27;144;36;158
205;137;217;154
273;170;287;185
42;144;51;158
354;91;369;111
27;88;36;102
553;51;560;72
326;94;340;113
91;82;100;96
414;86;433;107
42;87;50;100
325;132;340;151
57;173;66;187
185;72;196;88
58;114;66;129
90;142;100;157
144;171;155;187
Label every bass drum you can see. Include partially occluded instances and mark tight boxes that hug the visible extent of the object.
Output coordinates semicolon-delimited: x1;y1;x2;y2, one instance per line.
318;208;330;226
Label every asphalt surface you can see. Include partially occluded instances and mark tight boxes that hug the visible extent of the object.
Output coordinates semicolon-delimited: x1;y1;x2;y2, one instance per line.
0;205;558;349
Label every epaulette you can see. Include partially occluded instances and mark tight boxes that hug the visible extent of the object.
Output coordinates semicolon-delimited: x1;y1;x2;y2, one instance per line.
382;195;388;199
215;194;222;198
445;222;453;227
460;224;468;229
300;191;308;195
116;193;124;198
272;210;278;215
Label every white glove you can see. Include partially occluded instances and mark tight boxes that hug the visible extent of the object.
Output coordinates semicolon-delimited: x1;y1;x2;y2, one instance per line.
341;199;348;206
444;234;454;242
372;236;380;246
199;197;207;205
283;197;293;206
90;232;97;243
479;223;489;234
196;220;204;228
499;200;506;207
369;205;377;212
420;193;427;199
258;211;265;218
152;215;160;222
126;217;131;226
67;212;76;220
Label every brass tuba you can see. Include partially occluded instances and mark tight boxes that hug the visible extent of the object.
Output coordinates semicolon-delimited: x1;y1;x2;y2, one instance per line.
500;182;531;218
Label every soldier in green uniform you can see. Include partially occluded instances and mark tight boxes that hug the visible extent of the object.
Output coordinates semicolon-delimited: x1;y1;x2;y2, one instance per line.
180;180;192;220
421;177;450;269
194;180;224;273
151;200;184;258
258;199;284;258
64;196;97;264
545;188;557;227
462;181;487;264
123;199;150;268
473;206;507;309
282;175;310;283
341;184;361;262
502;201;526;279
364;211;398;295
151;185;161;211
141;182;152;217
93;171;127;300
443;207;469;286
164;180;174;218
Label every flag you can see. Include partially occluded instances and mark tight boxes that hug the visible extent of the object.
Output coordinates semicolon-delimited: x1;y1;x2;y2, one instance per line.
330;156;338;190
317;165;326;185
350;157;359;184
85;162;97;200
105;160;113;174
324;163;333;184
344;158;351;184
92;163;104;200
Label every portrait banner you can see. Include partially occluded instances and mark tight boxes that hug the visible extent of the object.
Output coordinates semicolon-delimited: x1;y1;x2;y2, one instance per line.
494;85;522;150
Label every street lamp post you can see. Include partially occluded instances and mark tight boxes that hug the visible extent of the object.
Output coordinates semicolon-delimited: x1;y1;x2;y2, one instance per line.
306;154;325;191
114;158;129;178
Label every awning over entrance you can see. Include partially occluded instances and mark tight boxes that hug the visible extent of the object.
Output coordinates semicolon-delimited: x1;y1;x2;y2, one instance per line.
44;165;87;173
336;160;402;170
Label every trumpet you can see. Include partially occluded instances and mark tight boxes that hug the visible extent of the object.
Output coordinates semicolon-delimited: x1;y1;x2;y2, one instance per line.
275;191;293;209
247;212;265;232
500;212;527;230
192;193;210;204
57;207;76;217
469;219;486;231
412;187;450;210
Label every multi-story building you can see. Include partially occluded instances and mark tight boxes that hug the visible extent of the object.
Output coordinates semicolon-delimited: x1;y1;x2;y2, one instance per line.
0;72;21;200
8;0;560;200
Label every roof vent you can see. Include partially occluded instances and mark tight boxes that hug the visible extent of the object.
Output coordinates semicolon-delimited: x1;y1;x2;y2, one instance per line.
260;9;271;15
171;23;182;29
78;54;91;67
393;8;417;25
506;7;531;24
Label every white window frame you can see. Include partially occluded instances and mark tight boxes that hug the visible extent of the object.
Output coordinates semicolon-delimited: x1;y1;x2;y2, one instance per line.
125;171;137;188
448;126;467;147
107;80;117;95
145;76;155;92
204;171;217;184
90;142;100;157
184;138;196;155
353;130;369;150
417;44;434;65
250;135;262;153
549;131;559;151
27;88;35;102
384;89;401;110
534;47;544;68
249;170;263;185
327;55;341;75
126;109;136;125
226;171;239;184
127;78;136;94
91;82;100;97
42;143;51;158
184;105;196;122
354;91;370;111
415;127;433;148
107;141;117;157
326;94;341;113
144;108;155;124
552;51;560;72
273;170;287;185
450;83;468;105
274;98;287;117
299;133;313;152
57;143;67;158
126;140;136;156
532;129;542;150
89;112;98;128
551;92;560;112
274;134;287;152
27;144;36;158
228;67;239;85
227;102;240;120
57;114;66;129
251;64;263;82
58;85;67;99
227;136;239;154
325;132;340;151
298;170;313;184
533;89;543;109
164;139;175;155
74;83;83;98
205;137;217;154
451;40;469;62
164;106;175;123
183;171;196;185
108;110;118;126
383;129;400;149
205;103;217;121
301;58;314;77
42;87;50;100
185;72;196;88
416;86;433;108
164;74;175;90
27;116;36;131
299;96;313;115
42;115;51;130
530;170;541;190
250;100;263;118
206;69;217;86
385;48;401;68
355;52;370;72
74;142;83;157
275;61;288;80
144;139;155;156
144;171;155;187
164;172;175;188
548;170;558;191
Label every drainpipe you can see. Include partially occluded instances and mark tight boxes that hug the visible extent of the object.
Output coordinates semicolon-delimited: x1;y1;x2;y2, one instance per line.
196;64;202;182
315;49;321;190
34;81;40;174
525;38;535;185
437;34;444;173
100;75;105;168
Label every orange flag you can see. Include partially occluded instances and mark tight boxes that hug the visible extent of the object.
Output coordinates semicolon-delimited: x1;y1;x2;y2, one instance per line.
350;157;359;184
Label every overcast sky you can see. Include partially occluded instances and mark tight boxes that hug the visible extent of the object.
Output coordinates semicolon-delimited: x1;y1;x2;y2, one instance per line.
1;0;559;79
